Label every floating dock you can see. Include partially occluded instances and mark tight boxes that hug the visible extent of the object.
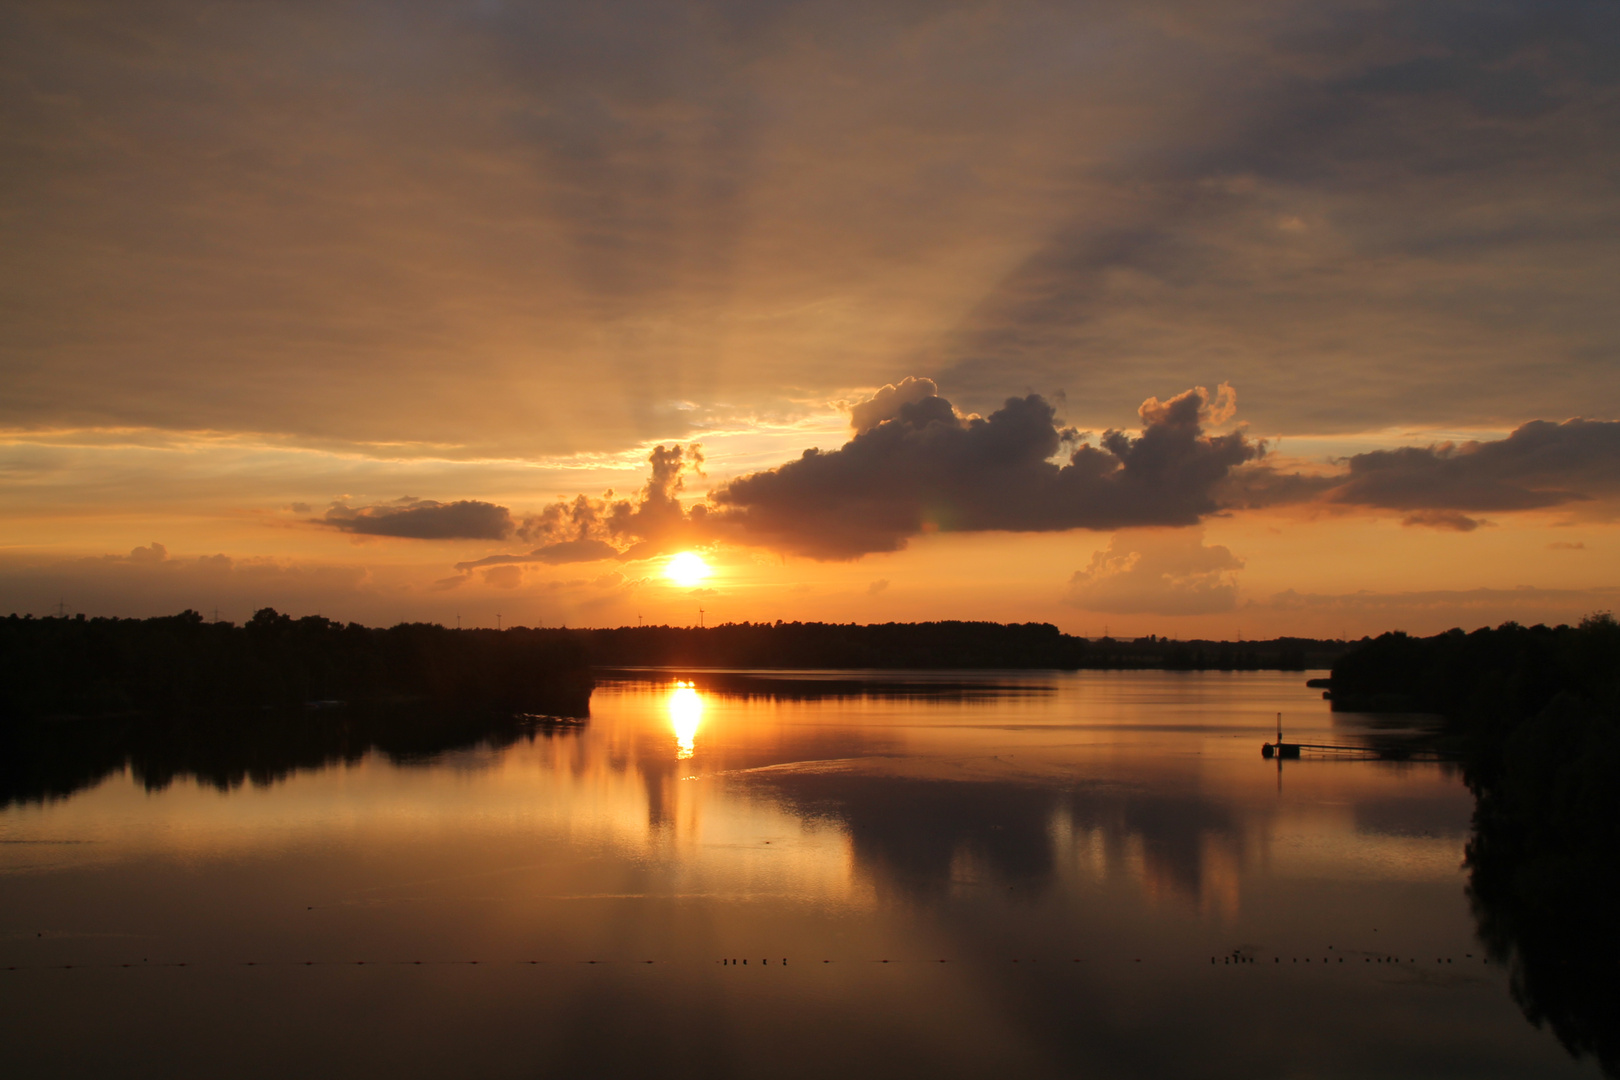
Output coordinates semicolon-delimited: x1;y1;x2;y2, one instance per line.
1260;714;1457;762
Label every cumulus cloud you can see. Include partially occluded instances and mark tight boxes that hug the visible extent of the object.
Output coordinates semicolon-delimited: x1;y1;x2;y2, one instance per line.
1067;530;1244;615
521;443;706;561
122;542;169;565
317;497;514;540
707;383;1259;558
454;445;707;570
455;380;1263;567
849;377;942;434
425;388;1620;582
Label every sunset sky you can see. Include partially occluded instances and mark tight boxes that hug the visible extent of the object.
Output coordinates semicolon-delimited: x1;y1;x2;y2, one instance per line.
3;0;1617;637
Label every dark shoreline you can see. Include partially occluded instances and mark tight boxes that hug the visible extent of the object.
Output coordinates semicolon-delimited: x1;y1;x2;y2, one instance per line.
2;610;1353;727
1330;615;1620;1076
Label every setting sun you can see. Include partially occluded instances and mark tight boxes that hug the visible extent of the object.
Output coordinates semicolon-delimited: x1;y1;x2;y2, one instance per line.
664;551;711;588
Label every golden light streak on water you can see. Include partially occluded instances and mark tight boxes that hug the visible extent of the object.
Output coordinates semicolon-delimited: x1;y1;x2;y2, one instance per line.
668;680;704;760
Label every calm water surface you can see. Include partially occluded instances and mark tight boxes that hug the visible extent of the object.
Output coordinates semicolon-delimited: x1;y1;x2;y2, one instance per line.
0;671;1599;1078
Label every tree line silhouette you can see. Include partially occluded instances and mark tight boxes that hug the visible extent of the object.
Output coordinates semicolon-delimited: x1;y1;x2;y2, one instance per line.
0;608;594;808
1;611;1350;730
0;608;590;722
569;622;1343;671
1331;614;1620;1076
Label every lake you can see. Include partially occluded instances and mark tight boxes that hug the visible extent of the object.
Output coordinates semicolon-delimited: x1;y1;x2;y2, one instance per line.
0;670;1602;1078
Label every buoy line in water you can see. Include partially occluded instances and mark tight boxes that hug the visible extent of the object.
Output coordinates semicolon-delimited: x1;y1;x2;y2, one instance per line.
0;954;1493;972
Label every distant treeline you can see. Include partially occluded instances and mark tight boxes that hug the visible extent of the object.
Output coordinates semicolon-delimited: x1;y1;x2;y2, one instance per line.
0;612;1353;727
569;622;1347;671
1331;615;1620;1075
0;608;591;724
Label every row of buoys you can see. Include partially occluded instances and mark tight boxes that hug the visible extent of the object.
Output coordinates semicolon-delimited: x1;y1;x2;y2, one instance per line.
2;954;1491;971
1;959;662;969
1210;955;1485;965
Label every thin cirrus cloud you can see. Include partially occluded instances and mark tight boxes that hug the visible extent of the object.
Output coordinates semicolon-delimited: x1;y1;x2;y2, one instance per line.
936;2;1620;435
2;1;1615;463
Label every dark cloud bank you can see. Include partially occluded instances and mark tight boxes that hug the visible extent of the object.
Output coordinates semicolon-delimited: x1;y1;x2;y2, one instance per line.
1232;417;1620;530
318;498;514;541
313;380;1620;560
711;379;1254;558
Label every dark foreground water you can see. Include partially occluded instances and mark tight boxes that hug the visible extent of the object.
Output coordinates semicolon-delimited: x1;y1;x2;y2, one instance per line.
0;671;1602;1079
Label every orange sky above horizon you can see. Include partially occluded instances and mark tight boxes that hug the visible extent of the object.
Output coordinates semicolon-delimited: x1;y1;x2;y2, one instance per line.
2;1;1616;639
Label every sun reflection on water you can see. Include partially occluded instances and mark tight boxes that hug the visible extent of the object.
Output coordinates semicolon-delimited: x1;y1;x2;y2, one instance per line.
667;680;704;759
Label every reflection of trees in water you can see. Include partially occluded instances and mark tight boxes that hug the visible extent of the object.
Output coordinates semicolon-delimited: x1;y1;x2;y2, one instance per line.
1466;693;1620;1078
746;770;1239;905
0;706;587;808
